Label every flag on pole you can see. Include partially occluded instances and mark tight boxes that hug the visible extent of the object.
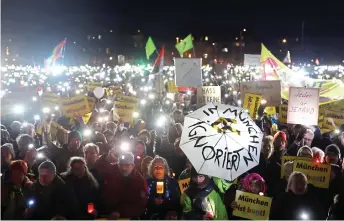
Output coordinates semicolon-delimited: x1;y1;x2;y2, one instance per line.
152;46;165;74
145;37;156;60
45;39;67;67
283;51;291;63
175;34;193;57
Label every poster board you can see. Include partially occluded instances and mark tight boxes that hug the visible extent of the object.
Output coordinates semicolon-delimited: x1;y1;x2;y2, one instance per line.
244;54;260;66
293;160;331;188
196;86;221;106
243;93;262;120
240;81;281;106
175;58;202;87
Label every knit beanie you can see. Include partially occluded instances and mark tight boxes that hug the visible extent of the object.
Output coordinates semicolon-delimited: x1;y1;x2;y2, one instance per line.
1;143;15;159
297;146;313;157
325;144;341;157
273;131;287;143
68;130;82;144
38;160;57;175
10;160;28;175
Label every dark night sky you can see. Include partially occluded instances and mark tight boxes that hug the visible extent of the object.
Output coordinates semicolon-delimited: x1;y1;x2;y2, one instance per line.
2;0;344;60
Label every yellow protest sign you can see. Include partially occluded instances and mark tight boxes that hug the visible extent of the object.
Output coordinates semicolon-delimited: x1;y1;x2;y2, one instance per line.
278;104;288;124
168;81;178;93
113;101;136;123
42;92;60;107
178;178;190;193
264;106;276;115
87;97;97;111
82;112;92;125
280;156;311;178
319;98;344;114
117;95;139;103
323;110;344;130
233;190;272;220
293;160;331;188
107;86;123;96
61;96;91;117
87;82;102;92
243;93;262;120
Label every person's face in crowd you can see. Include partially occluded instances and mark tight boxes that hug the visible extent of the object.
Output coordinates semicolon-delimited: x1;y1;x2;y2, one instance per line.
303;132;313;147
11;170;25;185
119;163;134;176
105;133;114;144
313;152;324;163
249;182;261;194
262;143;271;159
68;138;81;152
1;149;13;164
71;162;86;178
325;152;339;164
192;175;206;185
138;134;150;145
153;160;165;180
173;112;184;124
299;149;313;158
39;168;55;186
289;176;307;195
135;143;145;158
284;164;293;180
85;148;99;166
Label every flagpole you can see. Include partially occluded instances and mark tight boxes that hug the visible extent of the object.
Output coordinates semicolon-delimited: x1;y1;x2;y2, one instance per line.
62;37;67;66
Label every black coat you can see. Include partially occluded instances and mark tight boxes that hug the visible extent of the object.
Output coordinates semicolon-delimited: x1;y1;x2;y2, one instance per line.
265;150;287;189
270;191;325;220
327;192;344;220
28;175;80;220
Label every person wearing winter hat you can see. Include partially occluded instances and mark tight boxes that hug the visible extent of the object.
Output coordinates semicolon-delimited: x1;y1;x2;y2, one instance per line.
10;121;21;139
325;144;341;165
16;134;35;158
297;146;313;158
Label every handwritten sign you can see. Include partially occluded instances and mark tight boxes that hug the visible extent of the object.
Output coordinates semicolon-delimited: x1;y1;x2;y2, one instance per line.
233;190;272;220
323;110;344;130
197;86;221;106
240;81;281;106
175;58;202;87
61;96;91;117
278;104;288;124
42;92;60;108
113;101;137;123
287;87;320;125
243;93;262;120
168;81;178;93
244;54;260;66
293;160;331;188
280;156;311;178
178;178;190;193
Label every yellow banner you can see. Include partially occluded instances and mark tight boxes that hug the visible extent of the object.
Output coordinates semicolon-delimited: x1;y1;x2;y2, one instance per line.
278;104;288;124
243;93;262;120
61;96;91;117
113;101;136;123
87;97;97;111
106;86;123;96
82;112;92;125
117;95;139;103
323;110;344;130
178;178;190;193
42;92;60;107
264;106;276;115
293;160;331;188
280;156;311;178
233;190;272;220
168;81;178;93
87;82;102;92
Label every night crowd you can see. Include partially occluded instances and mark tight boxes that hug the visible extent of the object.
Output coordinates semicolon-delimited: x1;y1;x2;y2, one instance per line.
1;99;344;220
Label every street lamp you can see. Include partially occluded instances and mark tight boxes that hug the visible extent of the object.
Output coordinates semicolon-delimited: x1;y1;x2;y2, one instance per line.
282;38;287;43
176;37;179;43
243;28;246;32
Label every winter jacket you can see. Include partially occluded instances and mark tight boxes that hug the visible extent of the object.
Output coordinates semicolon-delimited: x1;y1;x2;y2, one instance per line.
181;177;230;220
52;145;84;173
270;191;325;220
265;150;287;189
144;176;181;219
287;140;302;156
61;172;100;219
28;175;80;220
101;168;148;218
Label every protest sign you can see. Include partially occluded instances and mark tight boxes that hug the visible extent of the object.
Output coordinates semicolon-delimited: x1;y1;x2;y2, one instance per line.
264;106;276;115
233;190;272;220
287;87;320;125
175;58;202;87
113;101;137;123
197;86;221;106
240;81;281;106
323;110;344;130
117;95;139;104
42;92;60;107
278;104;288;124
280;156;311;178
87;82;103;92
61;96;91;117
244;54;261;66
178;178;190;193
82;112;92;125
168;81;178;93
243;93;262;120
87;97;96;111
106;86;122;96
293;160;331;188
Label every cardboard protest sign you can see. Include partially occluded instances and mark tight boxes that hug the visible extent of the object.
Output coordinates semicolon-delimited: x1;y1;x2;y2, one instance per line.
106;86;123;96
175;58;202;87
233;190;272;220
287;87;320;125
293;160;331;188
87;97;97;111
240;80;281;106
264;106;276;115
117;95;139;104
87;82;103;92
243;93;262;120
178;178;190;193
323;110;344;130
196;86;221;106
244;54;260;66
61;96;91;117
42;92;60;107
82;112;92;125
168;81;178;93
278;105;288;124
113;101;137;123
280;156;311;178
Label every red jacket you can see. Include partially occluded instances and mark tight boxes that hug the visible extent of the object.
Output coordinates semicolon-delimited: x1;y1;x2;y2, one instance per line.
102;168;148;218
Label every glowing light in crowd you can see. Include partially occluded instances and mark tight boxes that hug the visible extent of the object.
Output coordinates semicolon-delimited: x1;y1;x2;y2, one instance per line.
28;144;34;149
132;111;139;118
37;153;44;159
42;107;51;114
120;142;130;151
54;106;59;110
83;129;92;137
156;115;166;127
34;115;40;120
32;96;37;101
13;104;25;114
140;99;146;105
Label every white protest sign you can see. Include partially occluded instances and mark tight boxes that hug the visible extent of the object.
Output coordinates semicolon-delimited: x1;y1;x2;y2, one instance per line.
287;87;320;125
240;80;281;106
175;58;202;87
197;86;221;106
244;54;260;66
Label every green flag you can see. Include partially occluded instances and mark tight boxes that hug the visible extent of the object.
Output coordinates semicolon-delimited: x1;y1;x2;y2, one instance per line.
145;37;156;60
175;34;193;57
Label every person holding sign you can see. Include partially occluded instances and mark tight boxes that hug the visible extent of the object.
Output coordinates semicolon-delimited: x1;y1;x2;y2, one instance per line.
270;172;325;220
144;156;180;220
296;146;313;158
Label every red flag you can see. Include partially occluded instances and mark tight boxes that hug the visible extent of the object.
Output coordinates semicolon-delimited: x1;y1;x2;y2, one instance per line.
152;46;164;74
